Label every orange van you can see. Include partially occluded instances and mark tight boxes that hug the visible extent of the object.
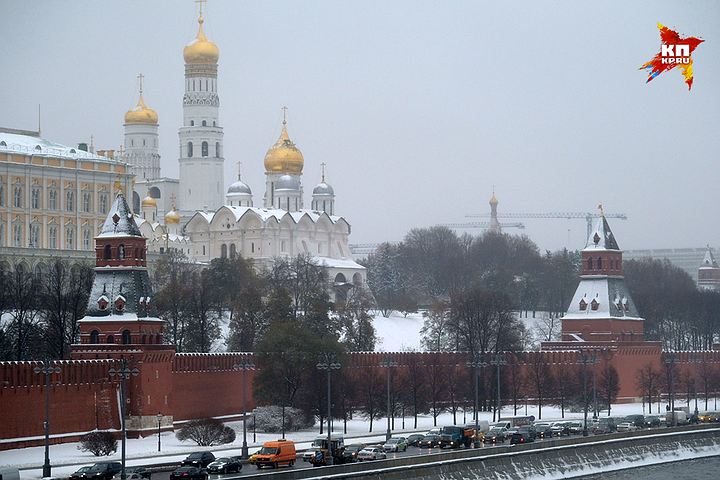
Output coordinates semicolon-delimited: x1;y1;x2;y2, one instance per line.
254;439;296;469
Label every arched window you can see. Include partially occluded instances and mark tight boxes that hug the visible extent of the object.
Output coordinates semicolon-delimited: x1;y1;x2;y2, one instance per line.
48;189;57;209
122;330;131;345
187;141;193;158
230;243;236;259
118;244;125;259
13;185;22;208
83;229;91;250
155;334;162;344
215;142;220;158
190;120;194;126
66;190;74;212
104;244;112;259
141;334;147;344
106;335;115;344
587;257;593;270
90;330;99;343
597;257;602;269
202;120;207;127
65;227;74;249
220;243;227;258
201;141;208;157
48;226;57;249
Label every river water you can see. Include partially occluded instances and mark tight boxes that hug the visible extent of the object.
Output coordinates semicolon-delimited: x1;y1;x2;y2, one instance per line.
576;455;720;480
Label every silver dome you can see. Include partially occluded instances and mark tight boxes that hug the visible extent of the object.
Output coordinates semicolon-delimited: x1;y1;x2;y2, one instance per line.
312;182;334;196
227;180;252;195
275;174;300;191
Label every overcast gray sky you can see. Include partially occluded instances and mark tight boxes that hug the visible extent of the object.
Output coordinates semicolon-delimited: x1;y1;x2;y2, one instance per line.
2;0;718;251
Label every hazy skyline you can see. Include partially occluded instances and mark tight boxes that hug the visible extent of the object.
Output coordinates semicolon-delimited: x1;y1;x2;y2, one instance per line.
2;0;718;251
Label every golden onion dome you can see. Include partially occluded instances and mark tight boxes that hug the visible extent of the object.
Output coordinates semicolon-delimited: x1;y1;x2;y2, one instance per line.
164;208;180;224
141;195;157;208
124;95;158;125
489;193;498;205
183;15;219;64
264;123;304;174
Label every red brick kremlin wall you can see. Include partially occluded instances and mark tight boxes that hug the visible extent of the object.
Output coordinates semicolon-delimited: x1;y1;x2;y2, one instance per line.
3;348;720;450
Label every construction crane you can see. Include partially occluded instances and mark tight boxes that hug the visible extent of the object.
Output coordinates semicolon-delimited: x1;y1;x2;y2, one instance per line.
464;212;627;238
440;221;525;230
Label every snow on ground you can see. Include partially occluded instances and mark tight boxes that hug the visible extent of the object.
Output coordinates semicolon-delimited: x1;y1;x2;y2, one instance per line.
372;311;425;351
2;402;670;479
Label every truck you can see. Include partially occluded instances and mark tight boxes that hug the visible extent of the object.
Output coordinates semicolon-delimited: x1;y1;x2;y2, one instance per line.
307;435;345;467
438;425;476;448
666;410;688;426
498;415;535;428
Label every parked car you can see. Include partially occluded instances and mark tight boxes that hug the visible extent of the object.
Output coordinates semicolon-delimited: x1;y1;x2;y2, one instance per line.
86;462;123;480
534;423;554;439
169;467;207;480
69;466;93;480
357;447;387;461
124;467;151;480
698;412;718;423
623;414;646;429
206;457;241;474
417;434;442;448
181;452;216;468
254;440;296;469
383;437;408;452
592;417;617;434
483;427;507;444
567;422;584;435
616;422;638;432
406;434;425;446
510;427;536;444
644;415;662;428
551;421;572;436
340;444;366;463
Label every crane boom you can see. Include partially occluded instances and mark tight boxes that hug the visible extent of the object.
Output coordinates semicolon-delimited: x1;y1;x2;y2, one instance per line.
464;212;627;220
440;222;525;230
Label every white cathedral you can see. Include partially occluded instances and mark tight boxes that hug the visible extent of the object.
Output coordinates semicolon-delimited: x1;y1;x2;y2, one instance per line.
118;8;365;299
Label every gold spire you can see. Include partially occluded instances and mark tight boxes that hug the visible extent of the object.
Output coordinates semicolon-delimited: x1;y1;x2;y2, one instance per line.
124;73;158;125
165;194;180;224
489;186;498;205
183;1;219;65
264;108;304;174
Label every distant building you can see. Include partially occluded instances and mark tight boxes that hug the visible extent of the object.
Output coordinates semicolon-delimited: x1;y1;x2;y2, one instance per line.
624;246;717;286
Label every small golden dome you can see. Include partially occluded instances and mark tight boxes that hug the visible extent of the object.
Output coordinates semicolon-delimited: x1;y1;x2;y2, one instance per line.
264;123;304;174
165;208;180;224
183;15;219;64
124;95;158;125
141;195;157;208
489;193;498;205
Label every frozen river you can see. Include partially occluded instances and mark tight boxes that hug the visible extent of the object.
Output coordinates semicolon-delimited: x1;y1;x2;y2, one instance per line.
577;455;720;480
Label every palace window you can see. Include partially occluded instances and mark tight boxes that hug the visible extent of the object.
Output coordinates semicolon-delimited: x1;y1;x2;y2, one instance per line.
13;223;22;247
66;190;74;212
29;224;40;248
66;227;74;249
48;189;57;210
82;192;92;212
0;183;4;207
0;223;4;246
201;141;208;157
99;193;108;213
13;185;22;208
48;226;57;249
31;187;40;209
83;229;91;250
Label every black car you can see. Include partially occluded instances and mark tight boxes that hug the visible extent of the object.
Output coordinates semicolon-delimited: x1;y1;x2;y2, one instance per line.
181;452;216;468
644;415;662;428
406;434;425;447
483;428;507;444
86;462;123;480
170;467;207;480
534;423;554;439
510;427;536;444
125;467;151;479
206;457;241;474
340;444;366;463
623;414;646;429
417;434;442;448
69;466;93;480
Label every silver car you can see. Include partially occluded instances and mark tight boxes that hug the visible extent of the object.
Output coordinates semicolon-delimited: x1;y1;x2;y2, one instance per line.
357;447;387;461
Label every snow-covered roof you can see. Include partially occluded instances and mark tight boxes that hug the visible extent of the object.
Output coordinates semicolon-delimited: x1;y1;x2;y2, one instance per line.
313;256;366;270
701;247;718;268
0;130;122;164
563;277;643;320
97;193;142;238
194;206;347;226
584;216;620;251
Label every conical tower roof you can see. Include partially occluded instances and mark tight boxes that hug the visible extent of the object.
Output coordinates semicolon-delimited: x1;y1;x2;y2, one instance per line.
701;246;719;268
584;216;619;251
98;193;143;238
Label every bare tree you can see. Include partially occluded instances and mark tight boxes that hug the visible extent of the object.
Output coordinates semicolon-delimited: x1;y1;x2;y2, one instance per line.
636;363;662;414
528;352;554;420
6;263;42;360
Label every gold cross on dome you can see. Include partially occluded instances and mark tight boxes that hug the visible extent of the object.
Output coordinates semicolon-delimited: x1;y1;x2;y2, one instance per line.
281;105;288;125
195;0;207;17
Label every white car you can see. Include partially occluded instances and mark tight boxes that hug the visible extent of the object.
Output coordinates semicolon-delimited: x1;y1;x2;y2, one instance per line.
616;422;638;432
357;447;387;461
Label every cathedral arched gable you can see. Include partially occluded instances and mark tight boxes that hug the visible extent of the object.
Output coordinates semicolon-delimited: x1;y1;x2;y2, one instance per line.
333;217;351;234
236;209;264;231
208;206;236;232
185;211;212;234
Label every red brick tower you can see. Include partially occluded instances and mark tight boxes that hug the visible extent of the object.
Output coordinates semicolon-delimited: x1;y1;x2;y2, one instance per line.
71;192;175;436
698;246;720;291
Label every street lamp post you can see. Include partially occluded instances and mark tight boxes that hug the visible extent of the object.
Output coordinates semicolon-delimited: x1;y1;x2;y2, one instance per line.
108;359;140;480
490;354;506;423
380;358;398;441
233;360;256;459
664;352;678;427
156;413;162;452
316;354;341;465
466;353;487;448
34;360;61;478
688;353;702;418
578;351;597;437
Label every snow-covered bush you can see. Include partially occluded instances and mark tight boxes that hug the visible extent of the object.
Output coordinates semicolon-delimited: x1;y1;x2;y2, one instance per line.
251;406;314;433
176;418;236;446
78;431;117;456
